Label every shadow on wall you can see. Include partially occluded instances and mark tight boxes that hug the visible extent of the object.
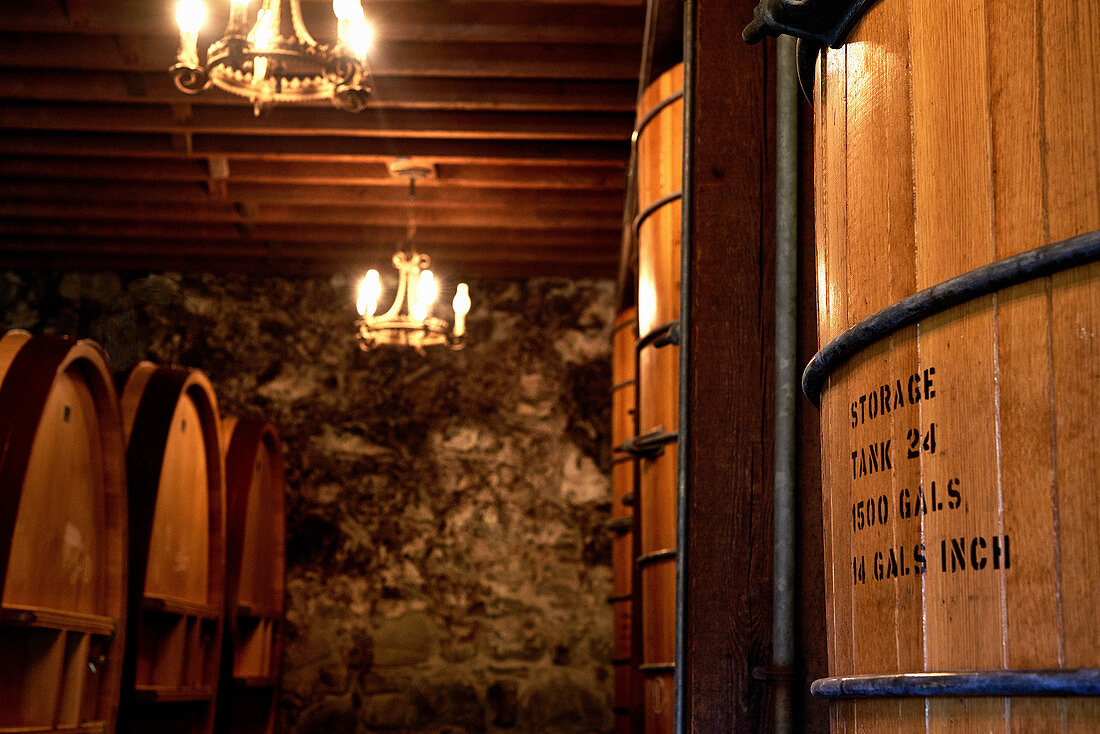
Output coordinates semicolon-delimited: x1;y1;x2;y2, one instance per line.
0;270;617;734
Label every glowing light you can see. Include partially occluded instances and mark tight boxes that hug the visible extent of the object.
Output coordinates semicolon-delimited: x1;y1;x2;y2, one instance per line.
416;269;437;306
452;283;470;337
332;0;362;21
175;0;206;34
345;15;373;57
357;269;381;316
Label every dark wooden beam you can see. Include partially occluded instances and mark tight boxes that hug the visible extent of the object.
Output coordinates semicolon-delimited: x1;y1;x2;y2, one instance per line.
0;178;623;209
0;156;627;189
0;70;637;111
0;1;644;45
0;131;629;163
0;32;640;79
0;101;633;140
682;0;774;731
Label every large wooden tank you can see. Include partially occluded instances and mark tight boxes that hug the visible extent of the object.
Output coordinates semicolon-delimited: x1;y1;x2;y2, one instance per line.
215;416;285;734
0;332;127;734
609;307;638;734
803;0;1100;730
118;364;226;734
633;62;683;734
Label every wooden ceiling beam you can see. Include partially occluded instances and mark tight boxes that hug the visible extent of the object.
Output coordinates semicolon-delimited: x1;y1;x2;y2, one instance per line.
0;33;640;79
0;70;637;111
0;202;622;230
0;101;633;140
0;156;627;189
0;179;623;209
0;251;618;279
0;1;643;45
0;130;629;163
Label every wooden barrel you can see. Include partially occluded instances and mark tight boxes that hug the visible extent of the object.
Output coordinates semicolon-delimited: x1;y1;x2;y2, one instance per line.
634;62;683;734
0;331;127;734
609;308;638;734
808;0;1100;730
117;364;225;734
214;416;285;734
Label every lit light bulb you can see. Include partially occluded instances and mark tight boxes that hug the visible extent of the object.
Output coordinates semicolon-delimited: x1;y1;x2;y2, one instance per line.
332;0;362;22
415;269;437;309
251;8;275;50
357;269;381;316
452;283;470;337
345;14;373;58
176;0;206;34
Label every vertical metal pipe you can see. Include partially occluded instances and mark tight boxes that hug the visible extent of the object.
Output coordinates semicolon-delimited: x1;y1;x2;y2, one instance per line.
772;32;799;734
674;0;696;731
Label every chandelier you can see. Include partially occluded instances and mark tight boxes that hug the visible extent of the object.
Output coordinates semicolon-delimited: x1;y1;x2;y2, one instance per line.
355;161;471;353
171;0;373;116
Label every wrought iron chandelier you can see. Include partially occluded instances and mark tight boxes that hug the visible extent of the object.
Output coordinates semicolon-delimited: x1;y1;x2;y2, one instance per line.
355;161;471;353
171;0;373;116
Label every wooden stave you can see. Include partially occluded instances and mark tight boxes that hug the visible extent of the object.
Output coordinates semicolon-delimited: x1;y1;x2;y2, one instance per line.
813;0;1100;731
0;332;128;734
214;416;285;734
117;364;226;734
635;63;683;340
610;307;638;728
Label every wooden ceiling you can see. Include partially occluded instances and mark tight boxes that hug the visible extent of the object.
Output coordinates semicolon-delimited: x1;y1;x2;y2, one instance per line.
0;0;646;278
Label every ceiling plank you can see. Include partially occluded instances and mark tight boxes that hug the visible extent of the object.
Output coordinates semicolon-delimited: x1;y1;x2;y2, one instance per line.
0;156;627;189
0;33;640;79
0;1;644;45
0;101;633;140
0;70;638;111
0;179;623;209
0;130;629;163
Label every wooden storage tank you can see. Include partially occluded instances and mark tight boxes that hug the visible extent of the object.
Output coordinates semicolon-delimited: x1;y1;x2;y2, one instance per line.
792;0;1100;729
118;364;225;734
633;62;682;734
215;416;285;734
609;307;638;734
0;332;127;734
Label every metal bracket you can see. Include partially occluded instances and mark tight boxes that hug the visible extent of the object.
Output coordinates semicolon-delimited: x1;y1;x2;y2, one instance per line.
742;0;881;47
617;426;678;459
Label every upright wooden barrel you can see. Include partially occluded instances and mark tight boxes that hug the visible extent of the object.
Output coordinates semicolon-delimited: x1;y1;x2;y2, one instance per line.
118;364;225;734
609;308;638;734
214;416;285;734
0;332;127;734
633;62;682;734
807;0;1100;730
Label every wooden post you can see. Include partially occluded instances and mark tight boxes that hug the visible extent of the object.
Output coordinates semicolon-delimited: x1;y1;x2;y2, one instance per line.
680;0;776;730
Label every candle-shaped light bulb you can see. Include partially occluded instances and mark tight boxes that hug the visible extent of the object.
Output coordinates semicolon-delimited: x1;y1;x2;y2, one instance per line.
357;269;381;316
452;282;470;337
332;0;361;21
416;269;437;308
176;0;206;34
345;14;373;58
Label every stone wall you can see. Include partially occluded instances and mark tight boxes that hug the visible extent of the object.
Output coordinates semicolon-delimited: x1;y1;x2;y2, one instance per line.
0;270;616;734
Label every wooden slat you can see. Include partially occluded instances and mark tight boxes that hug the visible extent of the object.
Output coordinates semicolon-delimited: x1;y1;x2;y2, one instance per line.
0;101;633;141
0;33;640;79
0;0;644;45
0;604;115;636
0;131;629;163
0;179;623;209
142;595;220;620
0;70;637;111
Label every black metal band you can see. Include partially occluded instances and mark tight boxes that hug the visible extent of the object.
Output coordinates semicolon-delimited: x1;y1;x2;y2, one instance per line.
611;455;634;466
617;427;678;459
632;90;685;146
640;662;676;674
742;0;881;47
637;548;677;567
607;593;632;604
812;668;1100;699
637;320;680;352
632;190;682;236
610;379;636;394
621;492;634;507
606;516;633;535
611;315;638;335
803;227;1100;408
612;657;632;666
